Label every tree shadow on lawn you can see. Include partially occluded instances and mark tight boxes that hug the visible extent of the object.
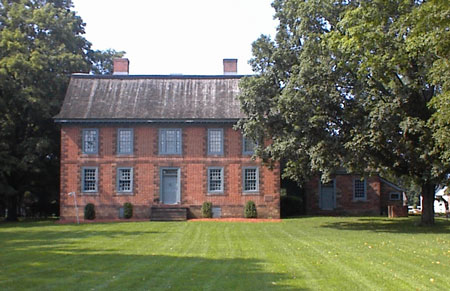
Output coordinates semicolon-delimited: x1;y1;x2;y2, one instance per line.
0;227;308;290
320;217;450;234
0;239;306;290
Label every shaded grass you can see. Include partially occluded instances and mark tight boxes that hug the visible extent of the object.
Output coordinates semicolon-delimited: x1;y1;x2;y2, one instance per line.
0;217;449;290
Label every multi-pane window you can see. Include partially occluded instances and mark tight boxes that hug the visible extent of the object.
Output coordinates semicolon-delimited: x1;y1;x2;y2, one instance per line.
208;129;223;155
208;167;224;193
82;167;98;193
117;129;133;154
82;129;98;154
159;129;182;155
243;167;259;193
243;136;257;155
390;192;401;200
117;168;133;193
354;179;366;199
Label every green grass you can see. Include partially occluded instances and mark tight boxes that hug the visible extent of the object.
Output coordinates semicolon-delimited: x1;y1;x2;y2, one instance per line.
0;217;449;290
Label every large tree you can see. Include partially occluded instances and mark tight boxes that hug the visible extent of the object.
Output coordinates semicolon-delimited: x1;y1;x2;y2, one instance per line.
0;0;123;220
238;0;449;225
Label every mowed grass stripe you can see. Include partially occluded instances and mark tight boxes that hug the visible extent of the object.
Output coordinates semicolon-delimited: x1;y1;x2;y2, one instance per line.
276;222;377;290
258;223;321;289
293;219;437;290
0;217;449;290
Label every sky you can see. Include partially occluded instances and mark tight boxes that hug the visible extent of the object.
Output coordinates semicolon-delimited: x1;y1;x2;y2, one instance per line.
71;0;278;75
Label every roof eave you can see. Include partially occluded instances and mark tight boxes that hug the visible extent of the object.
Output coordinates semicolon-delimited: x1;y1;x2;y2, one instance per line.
54;118;241;124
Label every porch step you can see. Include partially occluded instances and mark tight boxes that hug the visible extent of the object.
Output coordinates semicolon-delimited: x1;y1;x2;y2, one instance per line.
150;206;188;221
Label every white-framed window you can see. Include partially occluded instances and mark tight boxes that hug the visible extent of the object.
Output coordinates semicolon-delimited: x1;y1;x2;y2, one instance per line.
208;128;224;155
243;136;257;155
207;167;224;194
82;129;98;154
117;167;133;193
353;178;366;200
82;167;98;193
389;192;401;200
159;128;182;155
243;167;259;193
117;128;133;155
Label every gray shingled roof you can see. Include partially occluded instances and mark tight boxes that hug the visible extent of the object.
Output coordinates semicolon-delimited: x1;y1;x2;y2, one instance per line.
55;75;245;121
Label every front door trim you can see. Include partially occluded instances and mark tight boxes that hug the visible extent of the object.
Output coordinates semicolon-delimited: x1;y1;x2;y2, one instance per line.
160;167;181;204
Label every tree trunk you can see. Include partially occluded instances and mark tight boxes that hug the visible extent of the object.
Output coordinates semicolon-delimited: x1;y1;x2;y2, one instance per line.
5;196;18;222
421;182;435;226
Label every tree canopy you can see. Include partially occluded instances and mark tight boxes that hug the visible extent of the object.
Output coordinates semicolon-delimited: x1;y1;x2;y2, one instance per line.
0;0;124;220
238;0;449;225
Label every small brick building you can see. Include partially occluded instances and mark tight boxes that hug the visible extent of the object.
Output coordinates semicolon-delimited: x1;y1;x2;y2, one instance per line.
304;173;406;215
55;59;280;220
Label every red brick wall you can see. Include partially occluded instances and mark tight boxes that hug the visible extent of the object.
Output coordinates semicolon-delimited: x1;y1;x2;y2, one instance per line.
305;175;382;215
380;181;404;215
59;124;280;220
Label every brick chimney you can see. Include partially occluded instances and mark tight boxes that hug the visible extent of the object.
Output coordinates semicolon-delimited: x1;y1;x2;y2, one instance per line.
223;59;237;75
113;58;129;75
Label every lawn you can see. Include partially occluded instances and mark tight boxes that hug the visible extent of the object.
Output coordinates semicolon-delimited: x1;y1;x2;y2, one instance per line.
0;217;449;291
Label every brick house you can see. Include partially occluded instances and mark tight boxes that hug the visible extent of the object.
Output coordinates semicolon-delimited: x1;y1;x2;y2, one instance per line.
55;58;406;220
55;59;280;220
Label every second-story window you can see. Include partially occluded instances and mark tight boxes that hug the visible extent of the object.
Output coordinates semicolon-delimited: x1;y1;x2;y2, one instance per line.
159;128;182;155
82;129;98;154
208;128;223;155
243;136;257;155
117;128;133;155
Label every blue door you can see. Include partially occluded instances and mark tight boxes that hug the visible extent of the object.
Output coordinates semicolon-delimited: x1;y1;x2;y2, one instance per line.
320;181;335;210
161;169;179;204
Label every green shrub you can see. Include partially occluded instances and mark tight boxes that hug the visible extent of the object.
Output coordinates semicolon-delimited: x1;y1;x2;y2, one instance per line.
123;202;133;219
201;202;213;218
84;203;95;220
280;195;303;218
244;201;257;218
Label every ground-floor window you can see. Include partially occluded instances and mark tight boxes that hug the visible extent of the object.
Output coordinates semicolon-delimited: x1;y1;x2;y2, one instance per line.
243;167;259;193
207;167;224;194
82;167;98;193
117;167;133;193
353;178;366;200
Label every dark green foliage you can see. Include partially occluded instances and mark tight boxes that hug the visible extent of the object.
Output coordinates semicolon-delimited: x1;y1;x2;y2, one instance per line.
238;0;449;225
244;201;257;218
89;49;126;75
123;202;133;219
84;203;95;220
0;0;125;220
280;196;303;218
201;202;213;218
